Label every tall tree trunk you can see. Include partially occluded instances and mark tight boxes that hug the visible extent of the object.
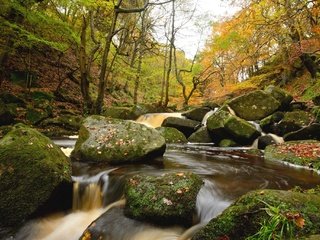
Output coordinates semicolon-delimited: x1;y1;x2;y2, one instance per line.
159;44;168;106
134;51;142;104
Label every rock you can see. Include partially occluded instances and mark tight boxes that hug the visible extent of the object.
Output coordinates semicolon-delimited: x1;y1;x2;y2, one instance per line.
219;139;238;147
71;115;166;164
312;107;320;123
207;110;261;145
284;124;320;141
162;117;201;138
182;107;211;122
264;85;293;110
192;189;320;240
259;112;284;133
125;172;203;226
264;140;320;170
0;100;16;126
102;106;136;120
26;107;50;125
0;124;72;226
257;135;277;149
188;126;213;143
156;127;187;144
202;102;220;109
273;110;314;136
228;90;281;120
312;95;320;106
289;101;308;111
0;92;25;106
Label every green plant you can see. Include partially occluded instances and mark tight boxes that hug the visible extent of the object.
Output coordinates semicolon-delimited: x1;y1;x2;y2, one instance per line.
246;201;303;240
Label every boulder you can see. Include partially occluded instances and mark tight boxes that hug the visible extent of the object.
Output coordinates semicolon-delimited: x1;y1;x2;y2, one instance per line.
188;126;213;143
259;112;284;133
71;115;166;164
219;139;238;147
264;140;320;170
182;107;211;122
284;124;320;141
0;124;72;226
207;110;260;145
162;117;201;138
257;135;277;149
26;107;50;125
192;189;320;240
0;100;16;126
312;95;320;106
264;85;293;110
102;106;136;120
227;90;281;120
273;110;314;136
125;172;203;226
156;127;188;144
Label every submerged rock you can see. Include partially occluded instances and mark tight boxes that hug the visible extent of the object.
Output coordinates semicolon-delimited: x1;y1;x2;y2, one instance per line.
264;140;320;170
207;110;260;145
156;127;188;144
162;117;200;138
71;115;166;164
192;189;320;240
0;124;72;226
227;90;281;120
124;172;203;226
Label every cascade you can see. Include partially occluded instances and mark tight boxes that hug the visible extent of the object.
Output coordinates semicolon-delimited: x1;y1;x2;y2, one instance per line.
136;112;184;128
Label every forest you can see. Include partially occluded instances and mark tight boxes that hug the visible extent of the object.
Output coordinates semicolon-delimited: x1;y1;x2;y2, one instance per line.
1;0;320;240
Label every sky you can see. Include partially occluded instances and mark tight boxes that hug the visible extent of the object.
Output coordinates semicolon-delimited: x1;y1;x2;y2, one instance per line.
173;0;240;59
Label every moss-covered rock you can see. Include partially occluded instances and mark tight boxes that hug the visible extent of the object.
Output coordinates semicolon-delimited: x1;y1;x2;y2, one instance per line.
156;127;187;143
259;112;284;133
0;100;16;126
26;107;50;125
0;124;72;226
125;172;203;226
188;126;213;143
182;107;211;122
264;85;293;110
275;110;314;136
219;139;238;147
228;90;281;120
192;189;320;240
162;117;201;138
265;140;320;170
71;115;166;164
207;110;260;145
102;106;136;120
284;124;320;141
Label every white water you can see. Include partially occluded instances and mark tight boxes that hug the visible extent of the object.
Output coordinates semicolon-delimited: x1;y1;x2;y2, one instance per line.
136;112;184;128
201;108;218;126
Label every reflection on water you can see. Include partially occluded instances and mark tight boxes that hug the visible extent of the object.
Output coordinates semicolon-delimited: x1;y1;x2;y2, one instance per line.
12;143;320;240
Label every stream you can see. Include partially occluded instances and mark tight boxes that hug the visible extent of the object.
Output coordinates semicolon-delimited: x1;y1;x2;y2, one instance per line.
11;138;320;240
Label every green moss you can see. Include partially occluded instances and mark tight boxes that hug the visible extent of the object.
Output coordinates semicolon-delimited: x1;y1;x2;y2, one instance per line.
124;172;203;226
0;124;71;226
156;127;188;143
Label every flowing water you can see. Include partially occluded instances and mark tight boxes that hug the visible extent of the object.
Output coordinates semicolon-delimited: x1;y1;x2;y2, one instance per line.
8;114;320;240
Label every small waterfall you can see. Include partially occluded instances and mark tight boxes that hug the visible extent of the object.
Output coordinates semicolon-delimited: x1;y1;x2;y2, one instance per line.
202;108;218;126
136;112;184;128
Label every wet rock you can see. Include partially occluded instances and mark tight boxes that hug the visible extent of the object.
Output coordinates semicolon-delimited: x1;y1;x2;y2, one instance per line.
257;135;277;149
71;115;166;164
264;85;293;110
192;189;320;240
207;110;260;145
125;172;203;226
259;112;284;133
228;90;281;120
0;124;72;226
219;139;238;147
162;117;201;138
284;124;320;141
156;127;188;143
273;110;314;136
188;126;213;143
182;107;211;122
264;140;320;170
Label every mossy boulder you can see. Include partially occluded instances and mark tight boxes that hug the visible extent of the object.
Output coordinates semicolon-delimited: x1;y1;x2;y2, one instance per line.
26;107;50;125
274;111;314;136
125;172;203;226
188;126;213;143
71;115;166;164
156;127;187;143
192;189;320;240
227;90;281;120
207;110;260;145
102;106;136;120
182;107;211;122
0;124;72;226
264;85;293;110
219;139;238;147
162;117;201;138
0;100;16;126
265;140;320;170
284;124;320;141
259;112;284;133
